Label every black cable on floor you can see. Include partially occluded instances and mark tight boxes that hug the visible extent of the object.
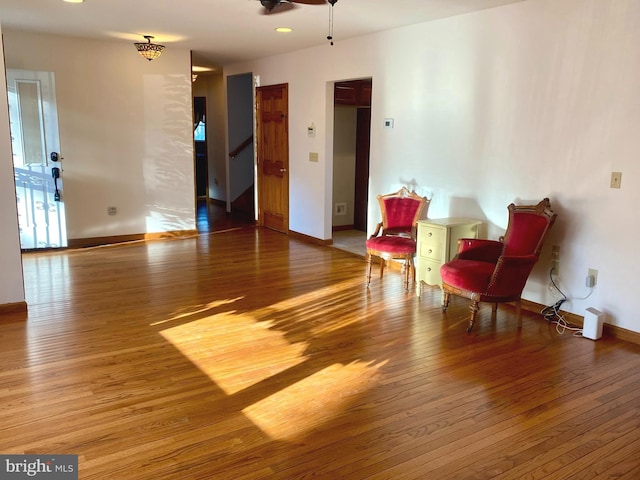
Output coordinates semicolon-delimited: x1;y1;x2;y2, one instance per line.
541;268;582;335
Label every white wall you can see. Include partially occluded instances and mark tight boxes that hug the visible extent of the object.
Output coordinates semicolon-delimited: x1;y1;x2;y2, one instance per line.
3;30;195;240
0;23;26;306
225;0;640;334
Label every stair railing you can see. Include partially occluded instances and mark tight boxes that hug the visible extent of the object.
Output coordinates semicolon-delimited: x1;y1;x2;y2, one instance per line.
229;135;253;159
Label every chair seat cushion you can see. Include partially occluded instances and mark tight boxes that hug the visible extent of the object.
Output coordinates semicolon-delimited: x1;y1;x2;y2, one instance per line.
440;259;495;293
366;236;416;255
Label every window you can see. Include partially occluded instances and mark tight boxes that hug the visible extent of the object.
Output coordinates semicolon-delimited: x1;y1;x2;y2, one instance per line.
194;116;205;142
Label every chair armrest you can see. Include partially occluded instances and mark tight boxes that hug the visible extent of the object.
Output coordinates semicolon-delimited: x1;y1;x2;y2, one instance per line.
369;222;384;239
456;239;503;263
494;254;538;269
370;223;416;239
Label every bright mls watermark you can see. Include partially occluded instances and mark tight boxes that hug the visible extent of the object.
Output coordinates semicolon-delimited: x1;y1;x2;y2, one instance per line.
0;455;77;479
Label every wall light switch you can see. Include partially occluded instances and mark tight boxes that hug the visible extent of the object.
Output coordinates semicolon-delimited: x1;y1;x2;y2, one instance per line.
383;118;394;129
309;152;319;163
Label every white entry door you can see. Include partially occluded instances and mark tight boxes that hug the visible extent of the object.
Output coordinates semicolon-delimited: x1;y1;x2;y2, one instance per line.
6;69;67;249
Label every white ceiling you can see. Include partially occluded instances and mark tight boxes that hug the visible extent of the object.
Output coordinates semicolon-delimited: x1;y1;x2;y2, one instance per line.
0;0;526;71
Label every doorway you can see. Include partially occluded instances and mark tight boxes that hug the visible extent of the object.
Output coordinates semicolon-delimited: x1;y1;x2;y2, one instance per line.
7;69;67;250
227;73;256;221
331;78;372;256
194;97;208;200
193;95;214;232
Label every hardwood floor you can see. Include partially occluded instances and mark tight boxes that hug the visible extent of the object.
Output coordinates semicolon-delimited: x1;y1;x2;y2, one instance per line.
2;226;640;479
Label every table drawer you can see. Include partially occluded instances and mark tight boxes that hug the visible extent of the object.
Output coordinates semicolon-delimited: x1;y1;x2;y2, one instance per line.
418;259;442;285
419;241;443;261
418;224;445;243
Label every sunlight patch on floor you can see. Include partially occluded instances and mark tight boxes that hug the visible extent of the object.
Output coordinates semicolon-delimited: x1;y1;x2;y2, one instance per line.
159;279;385;440
160;311;307;396
242;360;386;441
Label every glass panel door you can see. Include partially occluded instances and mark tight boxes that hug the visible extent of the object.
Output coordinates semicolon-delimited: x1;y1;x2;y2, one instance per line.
7;69;67;249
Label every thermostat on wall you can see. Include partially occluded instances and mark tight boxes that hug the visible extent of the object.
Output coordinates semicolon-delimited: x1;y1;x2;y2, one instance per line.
383;118;394;128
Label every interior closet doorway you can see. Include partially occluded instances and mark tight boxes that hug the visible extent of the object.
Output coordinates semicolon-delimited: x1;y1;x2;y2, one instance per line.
331;78;372;257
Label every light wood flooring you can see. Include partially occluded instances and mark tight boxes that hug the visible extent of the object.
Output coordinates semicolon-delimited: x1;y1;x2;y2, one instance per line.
2;226;640;479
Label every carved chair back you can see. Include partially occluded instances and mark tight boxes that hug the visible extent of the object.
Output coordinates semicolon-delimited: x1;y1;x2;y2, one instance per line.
502;198;557;257
378;187;429;236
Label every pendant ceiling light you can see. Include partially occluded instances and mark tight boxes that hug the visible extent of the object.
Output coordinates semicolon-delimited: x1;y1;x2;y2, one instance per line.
134;35;165;61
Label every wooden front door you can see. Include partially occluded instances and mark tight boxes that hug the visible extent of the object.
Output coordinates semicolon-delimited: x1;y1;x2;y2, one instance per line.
256;83;289;233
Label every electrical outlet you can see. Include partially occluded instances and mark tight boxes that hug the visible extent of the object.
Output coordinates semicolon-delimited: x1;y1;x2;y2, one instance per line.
587;268;598;287
610;171;622;189
107;206;117;216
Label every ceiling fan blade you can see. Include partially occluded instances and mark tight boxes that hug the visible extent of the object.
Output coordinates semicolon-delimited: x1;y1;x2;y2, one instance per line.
259;0;296;14
258;0;326;14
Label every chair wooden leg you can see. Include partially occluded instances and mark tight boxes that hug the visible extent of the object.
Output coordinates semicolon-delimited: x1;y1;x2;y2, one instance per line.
442;292;450;312
491;303;498;323
366;253;373;286
379;258;385;279
403;259;411;291
467;300;480;333
515;298;522;329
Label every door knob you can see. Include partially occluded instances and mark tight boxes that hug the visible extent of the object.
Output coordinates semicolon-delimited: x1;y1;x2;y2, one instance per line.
280;168;287;173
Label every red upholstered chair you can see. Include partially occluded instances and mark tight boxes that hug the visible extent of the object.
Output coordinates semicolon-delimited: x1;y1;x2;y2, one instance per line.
440;198;557;332
366;187;429;290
